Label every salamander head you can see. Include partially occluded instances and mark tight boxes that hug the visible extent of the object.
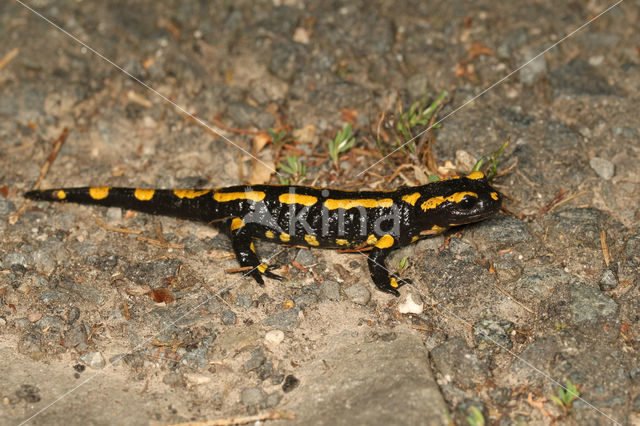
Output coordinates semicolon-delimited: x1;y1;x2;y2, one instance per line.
418;171;502;228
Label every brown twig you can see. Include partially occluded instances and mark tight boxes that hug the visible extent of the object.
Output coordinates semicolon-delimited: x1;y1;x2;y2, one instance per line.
547;190;590;214
168;409;296;426
95;218;142;235
9;127;69;225
600;229;610;267
492;279;534;314
136;235;184;249
0;48;19;71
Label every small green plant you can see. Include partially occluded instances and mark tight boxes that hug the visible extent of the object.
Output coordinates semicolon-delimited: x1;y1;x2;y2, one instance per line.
465;406;485;426
394;90;447;154
278;154;307;185
471;139;509;181
328;124;356;168
549;379;580;415
268;128;292;148
398;256;408;270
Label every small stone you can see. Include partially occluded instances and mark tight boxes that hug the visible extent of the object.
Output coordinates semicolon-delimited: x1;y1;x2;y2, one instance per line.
344;284;370;305
221;310;236;325
163;372;184;386
243;348;266;372
320;280;341;300
293;292;318;308
105;207;122;223
3;252;29;268
262;308;299;330
294;249;316;266
79;351;106;369
473;317;515;350
264;391;282;408
589;157;615;180
241;387;265;406
63;325;88;349
257;361;274;381
519;48;547;85
264;329;285;346
599;269;618;291
185;373;211;385
397;293;424;314
28;312;43;323
282;375;300;393
236;294;253;308
0;199;16;216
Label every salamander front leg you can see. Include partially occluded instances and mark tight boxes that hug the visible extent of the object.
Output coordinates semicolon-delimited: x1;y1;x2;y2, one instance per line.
229;219;282;285
367;248;411;297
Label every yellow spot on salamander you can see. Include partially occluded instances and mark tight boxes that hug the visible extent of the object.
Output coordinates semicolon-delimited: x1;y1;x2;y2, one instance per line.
390;277;399;288
401;192;421;206
134;188;155;201
173;189;210;199
420;191;478;211
375;235;395;249
280;233;291;242
491;192;499;201
258;263;268;273
89;187;110;200
366;234;378;245
230;218;245;231
265;230;275;239
214;191;265;202
278;193;318;206
250;242;256;252
336;239;349;246
411;236;420;243
56;190;66;200
466;171;485;180
324;198;393;210
432;225;446;232
305;234;319;246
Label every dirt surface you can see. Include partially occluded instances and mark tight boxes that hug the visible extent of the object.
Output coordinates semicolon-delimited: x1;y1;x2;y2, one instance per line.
1;1;639;425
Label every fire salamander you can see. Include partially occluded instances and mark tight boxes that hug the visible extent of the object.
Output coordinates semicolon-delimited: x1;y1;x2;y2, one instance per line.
25;171;501;296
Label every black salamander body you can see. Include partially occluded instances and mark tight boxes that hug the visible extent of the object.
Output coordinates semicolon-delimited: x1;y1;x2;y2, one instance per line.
25;171;501;296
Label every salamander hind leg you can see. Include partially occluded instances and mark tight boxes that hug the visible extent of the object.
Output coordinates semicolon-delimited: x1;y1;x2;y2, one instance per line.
367;249;410;297
229;219;282;285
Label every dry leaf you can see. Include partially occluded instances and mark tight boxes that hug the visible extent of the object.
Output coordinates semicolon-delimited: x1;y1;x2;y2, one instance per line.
249;159;275;184
252;133;271;153
150;288;174;304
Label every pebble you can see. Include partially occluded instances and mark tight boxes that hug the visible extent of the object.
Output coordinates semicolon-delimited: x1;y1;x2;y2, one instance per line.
294;249;316;266
241;387;265;406
282;375;300;393
221;310;237;325
599;269;618;291
519;48;547;85
243;348;266;372
3;252;29;268
163;372;184;386
320;280;341;300
589;157;615;180
79;351;106;369
264;391;282;408
344;284;371;305
63;325;88;349
264;329;285;346
185;373;211;385
262;308;300;330
105;207;122;223
0;199;16;216
397;293;424;315
472;317;515;350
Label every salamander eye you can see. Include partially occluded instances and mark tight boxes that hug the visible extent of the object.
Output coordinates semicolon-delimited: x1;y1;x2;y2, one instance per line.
458;196;477;209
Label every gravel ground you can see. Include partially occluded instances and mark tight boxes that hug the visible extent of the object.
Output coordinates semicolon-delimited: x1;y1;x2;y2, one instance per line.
1;1;639;425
